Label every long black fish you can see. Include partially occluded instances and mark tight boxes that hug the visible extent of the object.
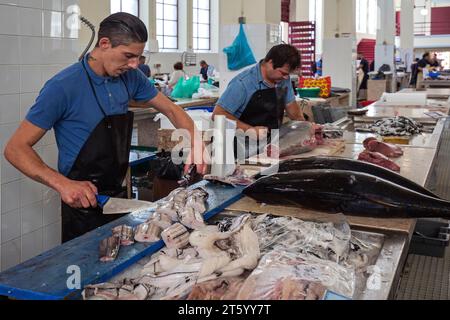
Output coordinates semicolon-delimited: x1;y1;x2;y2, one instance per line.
244;169;450;219
256;157;440;199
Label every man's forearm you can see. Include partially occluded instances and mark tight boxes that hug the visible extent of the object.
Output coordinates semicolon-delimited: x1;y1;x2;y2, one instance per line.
286;102;305;121
5;144;67;192
213;106;253;132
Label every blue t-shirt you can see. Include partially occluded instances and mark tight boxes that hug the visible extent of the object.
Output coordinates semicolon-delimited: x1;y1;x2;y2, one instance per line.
216;62;296;118
26;54;158;176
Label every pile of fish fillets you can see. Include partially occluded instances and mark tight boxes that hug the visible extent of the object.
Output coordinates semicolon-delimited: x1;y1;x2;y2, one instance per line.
99;187;209;263
245;156;450;220
356;116;429;136
85;214;260;300
84;214;382;300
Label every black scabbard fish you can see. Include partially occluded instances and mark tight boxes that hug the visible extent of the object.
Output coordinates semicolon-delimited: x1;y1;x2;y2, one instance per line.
244;169;450;219
256;156;440;199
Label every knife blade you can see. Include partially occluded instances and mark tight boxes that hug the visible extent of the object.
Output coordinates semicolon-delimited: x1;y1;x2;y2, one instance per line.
96;195;156;215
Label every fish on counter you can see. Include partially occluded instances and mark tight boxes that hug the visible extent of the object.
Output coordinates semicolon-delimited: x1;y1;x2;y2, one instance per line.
265;121;316;158
154;187;209;230
243;169;450;219
204;168;255;187
272;157;439;198
177;188;209;229
358;151;401;172
134;222;162;243
356;116;430;136
363;137;403;158
236;251;347;299
189;214;260;280
99;236;121;263
321;125;344;140
161;223;190;250
83;280;155;301
187;277;246;300
112;225;135;246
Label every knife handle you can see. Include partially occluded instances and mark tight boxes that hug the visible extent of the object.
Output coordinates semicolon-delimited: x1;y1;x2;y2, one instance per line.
96;195;110;208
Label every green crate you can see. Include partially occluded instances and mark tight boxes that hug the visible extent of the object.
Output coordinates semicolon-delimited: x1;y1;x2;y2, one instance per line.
297;87;321;98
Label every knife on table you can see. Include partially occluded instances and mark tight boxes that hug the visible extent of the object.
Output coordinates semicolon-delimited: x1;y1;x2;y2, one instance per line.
96;195;156;215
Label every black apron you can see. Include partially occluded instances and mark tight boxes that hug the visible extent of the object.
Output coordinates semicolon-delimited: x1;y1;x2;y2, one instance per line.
61;60;134;243
235;85;287;161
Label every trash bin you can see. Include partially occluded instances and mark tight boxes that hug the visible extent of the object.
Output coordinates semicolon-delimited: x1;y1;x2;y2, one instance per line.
409;219;450;258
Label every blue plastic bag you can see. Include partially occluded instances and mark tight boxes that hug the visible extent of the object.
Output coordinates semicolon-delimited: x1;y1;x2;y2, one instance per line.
223;23;257;71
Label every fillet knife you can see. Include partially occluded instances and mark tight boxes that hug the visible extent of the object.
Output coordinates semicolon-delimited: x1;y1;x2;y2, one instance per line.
96;195;156;215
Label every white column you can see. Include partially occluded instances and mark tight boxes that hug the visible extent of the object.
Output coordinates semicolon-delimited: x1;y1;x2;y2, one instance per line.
399;0;414;72
290;0;309;21
322;0;357;106
375;0;396;90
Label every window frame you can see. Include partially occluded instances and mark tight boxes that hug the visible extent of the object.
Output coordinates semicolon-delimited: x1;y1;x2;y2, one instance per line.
156;0;179;51
193;0;211;52
111;0;140;16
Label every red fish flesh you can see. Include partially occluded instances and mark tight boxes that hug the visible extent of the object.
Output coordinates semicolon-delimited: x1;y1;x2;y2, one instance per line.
363;137;403;158
358;151;401;172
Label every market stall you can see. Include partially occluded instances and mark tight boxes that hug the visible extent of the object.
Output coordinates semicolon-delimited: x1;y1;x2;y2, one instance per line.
0;96;448;301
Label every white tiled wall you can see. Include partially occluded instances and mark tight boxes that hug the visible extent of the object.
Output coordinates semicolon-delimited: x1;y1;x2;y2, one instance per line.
0;0;79;271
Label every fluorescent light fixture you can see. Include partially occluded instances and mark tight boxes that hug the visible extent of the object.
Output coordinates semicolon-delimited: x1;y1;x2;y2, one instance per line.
420;8;428;16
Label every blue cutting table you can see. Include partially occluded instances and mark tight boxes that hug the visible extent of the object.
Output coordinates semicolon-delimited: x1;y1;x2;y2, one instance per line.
0;181;243;300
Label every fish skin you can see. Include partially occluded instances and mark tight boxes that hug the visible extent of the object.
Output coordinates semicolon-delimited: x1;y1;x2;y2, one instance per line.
244;169;450;219
266;121;316;158
267;156;440;199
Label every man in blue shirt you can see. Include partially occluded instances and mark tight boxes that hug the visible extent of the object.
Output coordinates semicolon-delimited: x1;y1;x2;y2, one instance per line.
138;55;151;78
4;13;206;242
214;44;304;140
200;60;215;81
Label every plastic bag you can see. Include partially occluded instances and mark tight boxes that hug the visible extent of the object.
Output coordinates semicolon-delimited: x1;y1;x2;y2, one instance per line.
223;23;257;71
236;250;356;300
171;76;201;99
150;150;184;180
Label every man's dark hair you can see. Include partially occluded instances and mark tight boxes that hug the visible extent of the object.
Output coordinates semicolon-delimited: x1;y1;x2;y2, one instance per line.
97;12;148;47
139;56;146;62
423;52;430;59
200;60;207;66
174;62;184;70
264;44;301;71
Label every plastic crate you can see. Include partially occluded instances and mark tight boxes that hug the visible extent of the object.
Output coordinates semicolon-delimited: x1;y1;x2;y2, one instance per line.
297;87;321;98
409;220;450;258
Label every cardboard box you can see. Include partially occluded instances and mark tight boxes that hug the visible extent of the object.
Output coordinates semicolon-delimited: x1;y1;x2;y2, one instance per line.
368;79;389;101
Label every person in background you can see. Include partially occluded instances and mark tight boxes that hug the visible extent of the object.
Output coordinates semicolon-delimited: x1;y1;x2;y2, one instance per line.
213;44;305;143
430;53;442;71
409;58;420;87
168;62;186;89
200;60;215;81
138;55;151;78
416;52;433;89
369;60;375;72
315;58;323;77
357;53;370;92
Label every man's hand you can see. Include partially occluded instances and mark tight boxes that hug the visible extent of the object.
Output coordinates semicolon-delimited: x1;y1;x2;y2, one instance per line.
184;141;209;176
252;126;269;140
57;178;98;209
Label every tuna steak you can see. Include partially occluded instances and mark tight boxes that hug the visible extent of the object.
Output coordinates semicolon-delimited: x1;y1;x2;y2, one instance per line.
269;157;440;198
358;151;401;172
363;137;404;158
243;169;450;219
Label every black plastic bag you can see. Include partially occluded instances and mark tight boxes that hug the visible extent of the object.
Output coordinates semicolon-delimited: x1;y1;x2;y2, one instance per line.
150;150;185;181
